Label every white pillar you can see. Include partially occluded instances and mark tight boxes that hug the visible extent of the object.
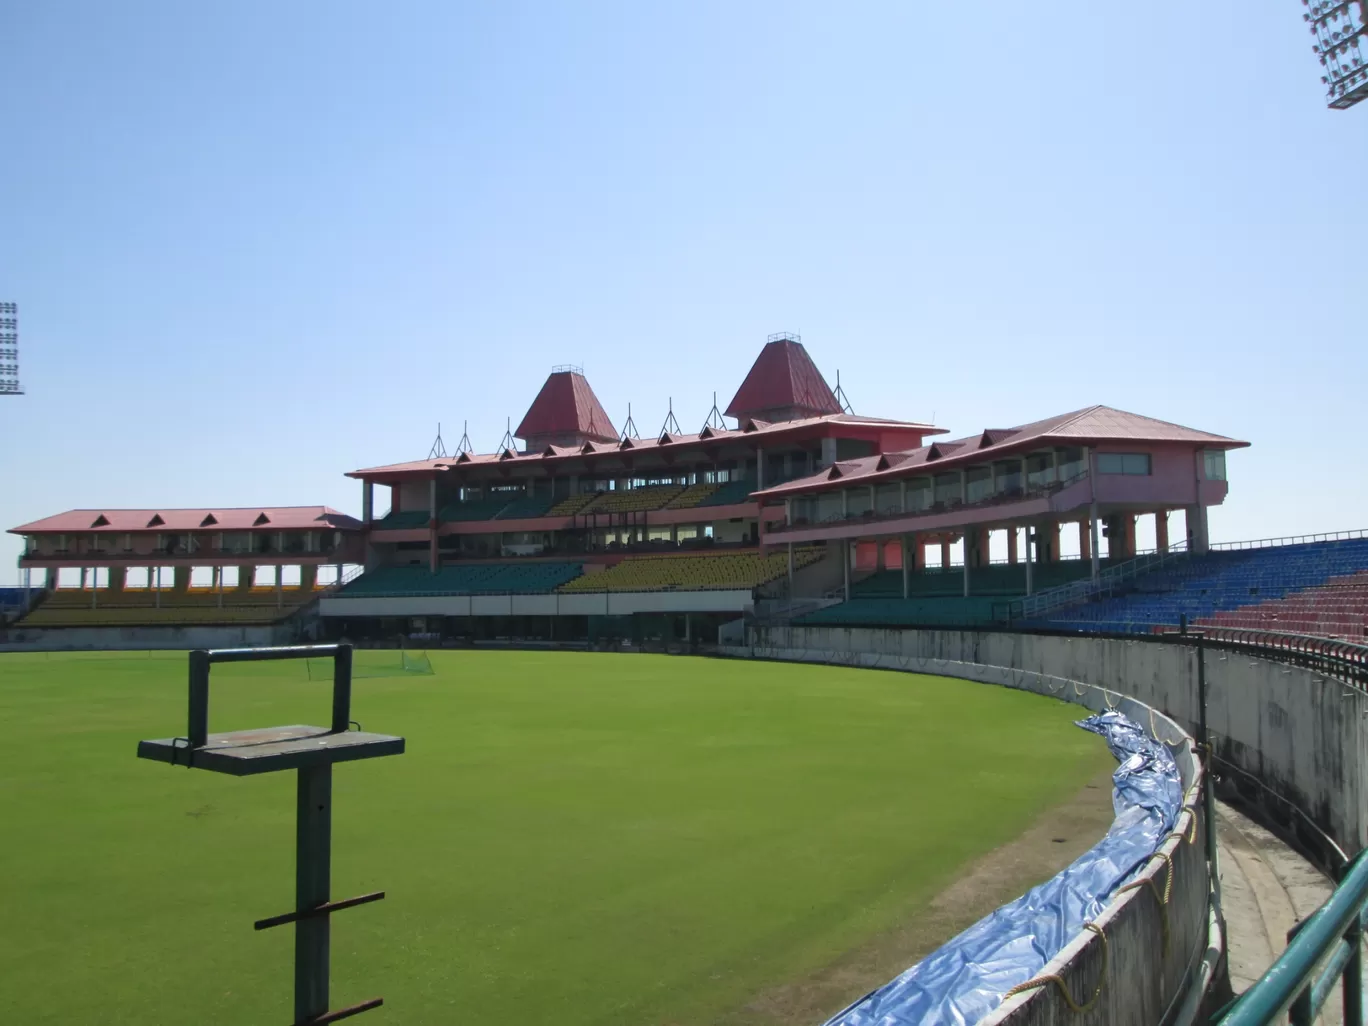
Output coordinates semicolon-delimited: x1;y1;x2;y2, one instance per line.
361;480;373;525
1024;530;1034;596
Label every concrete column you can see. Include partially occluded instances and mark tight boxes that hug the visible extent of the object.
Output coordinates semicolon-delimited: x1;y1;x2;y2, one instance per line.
959;469;967;505
901;535;910;599
300;565;317;590
216;566;224;608
90;569;97;609
869;484;877;515
173;566;190;592
783;452;793;480
429;478;438;519
899;480;907;513
842;489;849;518
1123;515;1137;559
787;542;794;594
940;537;951;569
275;565;283;609
756;447;765;490
1007;527;1018;564
843;541;851;600
820;437;837;469
1185;503;1209;555
1089;503;1101;580
154;566;161;609
1155;510;1169;554
1079;518;1091;562
109;566;126;592
1024;528;1034;596
978;528;991;567
912;535;925;572
361;481;373;525
875;537;886;572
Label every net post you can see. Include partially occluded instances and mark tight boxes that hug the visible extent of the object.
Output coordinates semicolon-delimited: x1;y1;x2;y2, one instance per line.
295;764;332;1021
332;644;353;734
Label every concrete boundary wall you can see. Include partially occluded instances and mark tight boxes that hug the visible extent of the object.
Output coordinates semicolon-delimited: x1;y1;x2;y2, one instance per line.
0;623;290;651
722;637;1212;1026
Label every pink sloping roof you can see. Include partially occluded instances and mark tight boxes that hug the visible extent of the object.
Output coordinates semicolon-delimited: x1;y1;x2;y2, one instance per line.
725;339;843;419
754;405;1248;498
348;412;940;478
10;506;362;535
515;370;617;444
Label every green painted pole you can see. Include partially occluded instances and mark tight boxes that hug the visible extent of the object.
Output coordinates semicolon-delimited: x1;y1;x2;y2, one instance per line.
295;764;332;1022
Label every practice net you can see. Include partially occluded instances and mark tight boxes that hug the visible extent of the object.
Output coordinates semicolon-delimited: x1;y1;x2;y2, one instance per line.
305;648;433;680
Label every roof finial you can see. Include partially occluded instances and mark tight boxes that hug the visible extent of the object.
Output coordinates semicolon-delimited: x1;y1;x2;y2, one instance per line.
456;420;473;455
703;391;727;432
659;397;682;438
498;416;517;453
620;403;640;441
427;423;448;460
833;369;853;415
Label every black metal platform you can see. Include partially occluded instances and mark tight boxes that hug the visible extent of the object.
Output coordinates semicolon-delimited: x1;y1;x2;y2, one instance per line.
137;725;404;775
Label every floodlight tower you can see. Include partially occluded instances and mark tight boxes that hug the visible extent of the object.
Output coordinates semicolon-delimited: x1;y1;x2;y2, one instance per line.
138;644;405;1024
1303;0;1368;108
0;302;20;395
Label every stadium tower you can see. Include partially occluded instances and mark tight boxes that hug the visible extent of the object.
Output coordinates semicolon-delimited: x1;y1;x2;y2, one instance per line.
515;365;617;452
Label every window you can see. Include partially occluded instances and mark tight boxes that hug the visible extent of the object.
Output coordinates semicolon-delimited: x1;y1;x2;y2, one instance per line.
1097;452;1151;476
1056;447;1086;482
905;477;932;512
1203;449;1227;481
1025;453;1056;491
965;466;993;504
933;472;961;506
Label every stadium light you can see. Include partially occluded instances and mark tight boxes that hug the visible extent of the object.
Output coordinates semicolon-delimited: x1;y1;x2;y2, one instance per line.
0;301;20;395
1304;0;1368;109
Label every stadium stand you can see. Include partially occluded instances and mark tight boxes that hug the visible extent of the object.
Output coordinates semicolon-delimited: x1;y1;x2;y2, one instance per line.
1043;538;1368;634
558;549;822;592
581;485;683;515
439;498;514;522
663;483;719;509
494;495;558;519
17;586;316;627
1196;569;1368;639
544;493;599;517
697;479;757;507
372;510;430;530
339;561;584;597
797;596;1004;627
851;560;1106;600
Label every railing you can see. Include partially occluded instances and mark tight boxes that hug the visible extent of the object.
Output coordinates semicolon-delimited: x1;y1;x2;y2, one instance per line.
1011;539;1192;621
1210;527;1368;551
1215;849;1366;1026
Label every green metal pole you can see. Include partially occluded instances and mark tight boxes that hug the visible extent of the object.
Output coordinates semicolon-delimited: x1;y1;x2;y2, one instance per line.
1345;916;1363;1026
296;764;332;1022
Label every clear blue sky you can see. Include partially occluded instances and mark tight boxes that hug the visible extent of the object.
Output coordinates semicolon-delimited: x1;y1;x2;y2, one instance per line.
2;1;1364;582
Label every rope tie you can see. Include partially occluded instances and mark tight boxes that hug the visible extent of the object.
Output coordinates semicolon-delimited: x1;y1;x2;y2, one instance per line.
1002;922;1109;1013
1115;852;1174;957
1103;690;1119;710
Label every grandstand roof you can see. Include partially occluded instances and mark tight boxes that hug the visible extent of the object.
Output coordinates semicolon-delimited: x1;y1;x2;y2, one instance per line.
515;369;617;445
347;413;941;481
725;338;843;420
9;506;362;534
753;405;1249;498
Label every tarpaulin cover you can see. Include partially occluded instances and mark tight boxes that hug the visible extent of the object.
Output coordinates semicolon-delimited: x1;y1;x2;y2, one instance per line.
821;710;1184;1026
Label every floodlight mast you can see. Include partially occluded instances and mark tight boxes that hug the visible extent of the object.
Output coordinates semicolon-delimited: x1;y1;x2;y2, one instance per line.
137;643;405;1025
0;302;20;395
1305;0;1368;109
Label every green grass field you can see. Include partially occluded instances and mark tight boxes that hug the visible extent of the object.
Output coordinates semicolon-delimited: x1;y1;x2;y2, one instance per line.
0;650;1112;1025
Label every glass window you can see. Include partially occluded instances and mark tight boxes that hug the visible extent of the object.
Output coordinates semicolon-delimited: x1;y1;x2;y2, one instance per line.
1097;452;1151;475
846;488;872;517
1026;453;1056;491
1204;449;1227;481
875;482;902;514
992;461;1022;496
905;477;932;512
965;466;993;504
933;472;961;506
816;491;843;522
1057;447;1086;482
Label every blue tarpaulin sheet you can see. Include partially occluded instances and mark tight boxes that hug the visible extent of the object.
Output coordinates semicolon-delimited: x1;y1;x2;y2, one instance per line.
821;710;1184;1026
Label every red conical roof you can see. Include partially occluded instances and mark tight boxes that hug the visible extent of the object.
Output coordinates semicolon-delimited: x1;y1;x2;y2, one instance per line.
725;337;843;422
515;368;617;448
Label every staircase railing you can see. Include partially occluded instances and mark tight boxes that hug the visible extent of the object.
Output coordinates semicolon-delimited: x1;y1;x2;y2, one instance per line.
1010;539;1192;621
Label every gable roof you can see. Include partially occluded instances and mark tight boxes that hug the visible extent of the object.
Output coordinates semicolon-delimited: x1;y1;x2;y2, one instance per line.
9;506;363;535
753;405;1249;499
515;369;617;444
725;338;843;420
